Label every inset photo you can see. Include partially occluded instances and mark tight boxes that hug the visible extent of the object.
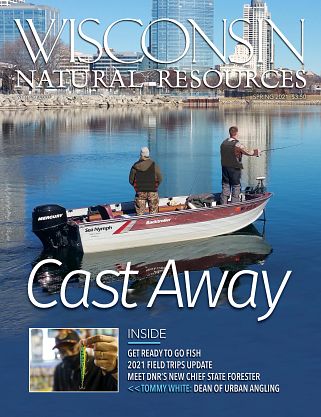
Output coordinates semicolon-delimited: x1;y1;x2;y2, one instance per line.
29;328;119;392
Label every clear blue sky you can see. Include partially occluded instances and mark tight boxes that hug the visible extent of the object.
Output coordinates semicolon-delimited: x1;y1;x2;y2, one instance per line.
31;0;321;73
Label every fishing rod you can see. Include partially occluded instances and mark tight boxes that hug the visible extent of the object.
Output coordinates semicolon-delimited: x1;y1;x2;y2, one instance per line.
260;143;301;153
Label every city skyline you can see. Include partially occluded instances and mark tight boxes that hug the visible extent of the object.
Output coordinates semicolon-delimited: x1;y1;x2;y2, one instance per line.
24;0;320;73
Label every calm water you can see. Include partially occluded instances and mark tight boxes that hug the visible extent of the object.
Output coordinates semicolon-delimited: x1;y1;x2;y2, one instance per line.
0;106;320;416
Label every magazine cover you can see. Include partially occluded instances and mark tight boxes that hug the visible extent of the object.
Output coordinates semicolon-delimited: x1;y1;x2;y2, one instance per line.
1;0;320;416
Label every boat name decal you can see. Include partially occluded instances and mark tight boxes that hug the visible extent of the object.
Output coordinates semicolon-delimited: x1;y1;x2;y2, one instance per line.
38;214;63;221
146;218;171;225
84;226;113;233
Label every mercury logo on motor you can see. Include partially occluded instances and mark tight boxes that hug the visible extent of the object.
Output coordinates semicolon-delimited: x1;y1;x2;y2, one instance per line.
38;214;64;221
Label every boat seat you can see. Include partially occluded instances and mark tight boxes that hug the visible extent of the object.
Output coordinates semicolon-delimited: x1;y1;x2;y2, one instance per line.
97;205;114;220
88;213;102;222
158;204;186;213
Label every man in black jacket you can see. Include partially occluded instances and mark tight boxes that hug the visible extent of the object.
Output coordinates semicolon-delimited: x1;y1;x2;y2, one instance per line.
129;147;163;215
220;126;260;205
53;330;118;391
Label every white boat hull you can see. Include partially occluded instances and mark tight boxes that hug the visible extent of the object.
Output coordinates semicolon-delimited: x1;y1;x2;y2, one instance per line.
79;200;268;253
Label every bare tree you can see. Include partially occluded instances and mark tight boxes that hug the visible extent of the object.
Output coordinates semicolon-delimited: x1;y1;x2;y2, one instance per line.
0;63;16;93
2;32;69;92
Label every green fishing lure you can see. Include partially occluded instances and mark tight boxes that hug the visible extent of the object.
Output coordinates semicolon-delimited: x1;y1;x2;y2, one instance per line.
79;345;87;390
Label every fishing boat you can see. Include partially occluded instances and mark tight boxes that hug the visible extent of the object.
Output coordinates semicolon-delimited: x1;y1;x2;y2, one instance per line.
32;178;272;254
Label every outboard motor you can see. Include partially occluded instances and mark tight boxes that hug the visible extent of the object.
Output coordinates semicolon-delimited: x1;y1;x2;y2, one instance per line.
245;177;267;196
32;205;68;251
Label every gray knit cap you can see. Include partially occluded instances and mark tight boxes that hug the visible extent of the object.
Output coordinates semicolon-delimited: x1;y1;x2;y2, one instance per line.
140;147;150;158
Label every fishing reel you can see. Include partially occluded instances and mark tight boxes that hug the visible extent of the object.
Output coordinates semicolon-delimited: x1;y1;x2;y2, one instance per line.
245;177;266;195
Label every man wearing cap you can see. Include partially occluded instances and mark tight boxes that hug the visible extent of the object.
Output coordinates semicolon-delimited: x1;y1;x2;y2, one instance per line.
52;330;118;391
220;126;260;205
129;147;163;215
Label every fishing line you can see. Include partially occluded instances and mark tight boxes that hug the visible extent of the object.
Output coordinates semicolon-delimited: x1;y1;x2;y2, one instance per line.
260;143;302;153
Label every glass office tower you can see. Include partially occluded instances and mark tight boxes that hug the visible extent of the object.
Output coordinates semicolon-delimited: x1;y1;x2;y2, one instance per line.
0;2;60;50
151;0;214;72
243;0;272;73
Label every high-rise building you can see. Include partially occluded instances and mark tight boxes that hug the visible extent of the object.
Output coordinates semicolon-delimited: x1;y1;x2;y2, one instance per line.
0;1;60;50
151;0;214;72
243;0;272;73
92;51;144;79
59;51;92;90
219;43;257;79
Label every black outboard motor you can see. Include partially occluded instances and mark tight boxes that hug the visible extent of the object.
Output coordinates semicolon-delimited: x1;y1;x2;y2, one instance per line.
32;205;68;251
245;177;267;196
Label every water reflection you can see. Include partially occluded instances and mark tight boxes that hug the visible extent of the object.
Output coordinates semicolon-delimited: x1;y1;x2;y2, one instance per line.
0;105;317;250
32;225;272;307
148;110;215;195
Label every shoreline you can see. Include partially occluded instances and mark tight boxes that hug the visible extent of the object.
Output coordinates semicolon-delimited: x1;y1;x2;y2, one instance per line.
1;94;321;110
0;94;183;110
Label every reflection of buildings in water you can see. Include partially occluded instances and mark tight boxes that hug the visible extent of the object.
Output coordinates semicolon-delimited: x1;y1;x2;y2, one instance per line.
148;110;215;196
88;108;154;135
0;107;173;139
0;111;75;246
0;155;25;245
0;112;66;246
86;107;185;137
0;118;25;244
0;110;95;155
219;108;273;187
